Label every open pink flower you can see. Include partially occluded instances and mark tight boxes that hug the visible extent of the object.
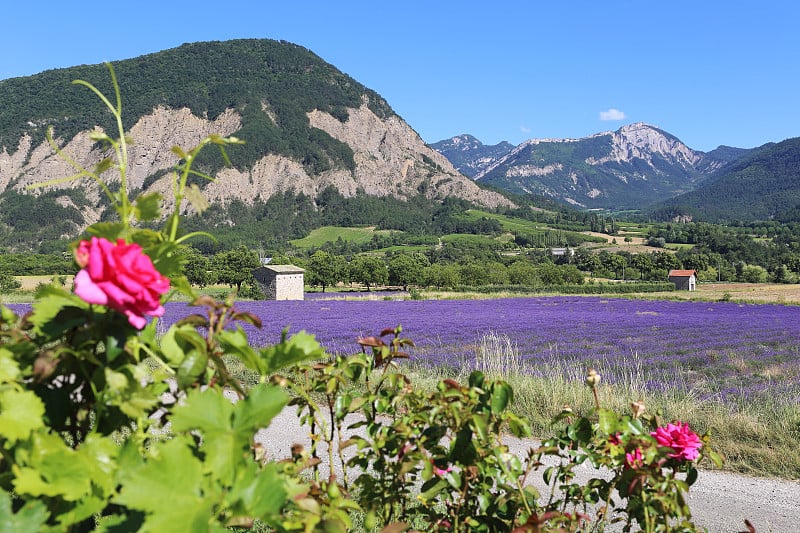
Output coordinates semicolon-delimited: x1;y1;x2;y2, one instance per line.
651;422;702;461
74;237;170;329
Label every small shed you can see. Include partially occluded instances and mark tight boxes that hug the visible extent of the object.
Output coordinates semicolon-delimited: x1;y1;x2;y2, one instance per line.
668;269;697;291
253;265;305;300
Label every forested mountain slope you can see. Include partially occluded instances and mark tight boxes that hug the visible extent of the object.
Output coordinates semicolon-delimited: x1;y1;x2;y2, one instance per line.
0;39;511;250
651;138;800;222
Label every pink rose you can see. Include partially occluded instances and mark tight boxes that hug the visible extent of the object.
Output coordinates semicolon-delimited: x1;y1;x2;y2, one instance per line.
651;422;702;461
74;237;170;329
625;448;644;469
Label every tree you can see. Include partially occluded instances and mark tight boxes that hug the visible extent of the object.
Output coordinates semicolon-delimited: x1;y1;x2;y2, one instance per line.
0;272;21;293
307;250;345;292
507;261;539;286
178;246;216;287
348;255;388;290
388;252;429;291
211;247;260;292
458;261;490;287
423;263;460;289
631;254;654;280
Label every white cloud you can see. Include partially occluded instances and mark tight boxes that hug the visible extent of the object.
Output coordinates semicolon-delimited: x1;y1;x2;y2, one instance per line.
520;125;531;134
599;108;626;121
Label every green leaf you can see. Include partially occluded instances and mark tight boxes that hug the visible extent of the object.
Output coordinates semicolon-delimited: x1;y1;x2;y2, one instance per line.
232;384;289;438
227;462;287;519
115;437;215;532
0;348;21;383
85;222;126;241
0;491;48;532
0;304;17;324
13;433;93;500
171;388;237;482
258;330;325;374
216;328;261;370
597;409;618;435
490;381;513;414
0;389;45;443
134;192;162;222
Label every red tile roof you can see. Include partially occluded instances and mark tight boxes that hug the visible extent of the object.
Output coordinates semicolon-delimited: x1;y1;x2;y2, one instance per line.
668;270;697;277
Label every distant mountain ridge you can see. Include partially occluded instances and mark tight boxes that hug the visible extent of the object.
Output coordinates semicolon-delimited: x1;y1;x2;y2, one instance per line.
433;123;750;210
429;135;516;178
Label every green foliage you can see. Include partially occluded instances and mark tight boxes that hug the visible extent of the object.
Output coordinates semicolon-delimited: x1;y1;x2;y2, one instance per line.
0;273;21;293
306;250;347;291
211;247;261;291
348;255;388;290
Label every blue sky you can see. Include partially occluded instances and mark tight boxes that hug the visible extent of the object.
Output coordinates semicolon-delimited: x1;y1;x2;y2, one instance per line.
3;1;798;152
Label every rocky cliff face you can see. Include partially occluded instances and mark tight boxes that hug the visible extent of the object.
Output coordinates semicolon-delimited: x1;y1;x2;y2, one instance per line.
434;123;749;209
0;104;511;231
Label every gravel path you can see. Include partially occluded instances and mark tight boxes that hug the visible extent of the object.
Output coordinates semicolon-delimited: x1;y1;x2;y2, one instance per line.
256;409;800;532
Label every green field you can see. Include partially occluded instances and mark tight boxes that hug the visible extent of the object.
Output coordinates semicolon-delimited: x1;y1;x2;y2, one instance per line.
289;226;395;249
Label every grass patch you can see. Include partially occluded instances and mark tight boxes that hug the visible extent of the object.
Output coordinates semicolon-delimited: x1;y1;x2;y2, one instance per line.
289;225;393;249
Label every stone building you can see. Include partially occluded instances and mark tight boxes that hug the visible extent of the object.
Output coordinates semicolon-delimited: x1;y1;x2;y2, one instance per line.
253;265;305;300
668;269;697;291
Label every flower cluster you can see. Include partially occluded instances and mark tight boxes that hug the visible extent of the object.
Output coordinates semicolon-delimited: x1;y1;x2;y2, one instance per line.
74;236;170;329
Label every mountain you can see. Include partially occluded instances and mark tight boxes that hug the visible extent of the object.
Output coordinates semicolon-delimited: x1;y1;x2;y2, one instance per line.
433;123;750;210
0;39;512;249
429;135;515;177
650;137;800;222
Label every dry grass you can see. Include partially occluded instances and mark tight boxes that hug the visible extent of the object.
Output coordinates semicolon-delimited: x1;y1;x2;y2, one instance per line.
637;282;800;305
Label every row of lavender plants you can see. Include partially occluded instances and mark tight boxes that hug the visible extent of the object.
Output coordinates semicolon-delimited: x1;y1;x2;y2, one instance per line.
158;295;800;408
10;295;799;406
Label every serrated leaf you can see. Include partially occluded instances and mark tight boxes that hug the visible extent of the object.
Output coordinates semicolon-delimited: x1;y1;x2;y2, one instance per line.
134;192;162;222
216;328;261;370
258;330;325;374
115;437;214;532
0;389;45;443
171;388;237;483
232;384;288;438
227;462;286;519
13;433;92;500
0;491;48;532
85;222;126;241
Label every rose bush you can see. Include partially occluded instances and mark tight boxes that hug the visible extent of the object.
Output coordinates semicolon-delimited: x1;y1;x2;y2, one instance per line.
74;236;170;329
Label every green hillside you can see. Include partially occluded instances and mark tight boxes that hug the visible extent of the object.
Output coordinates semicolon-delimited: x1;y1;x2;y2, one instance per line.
653;138;800;222
0;39;394;176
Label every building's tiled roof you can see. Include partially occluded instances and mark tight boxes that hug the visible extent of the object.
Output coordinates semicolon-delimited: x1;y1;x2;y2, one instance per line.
668;269;697;277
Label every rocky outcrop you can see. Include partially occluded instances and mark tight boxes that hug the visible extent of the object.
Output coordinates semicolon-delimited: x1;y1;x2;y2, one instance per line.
0;104;512;229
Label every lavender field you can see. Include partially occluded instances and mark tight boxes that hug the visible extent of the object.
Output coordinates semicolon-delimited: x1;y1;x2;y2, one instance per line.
161;296;800;407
